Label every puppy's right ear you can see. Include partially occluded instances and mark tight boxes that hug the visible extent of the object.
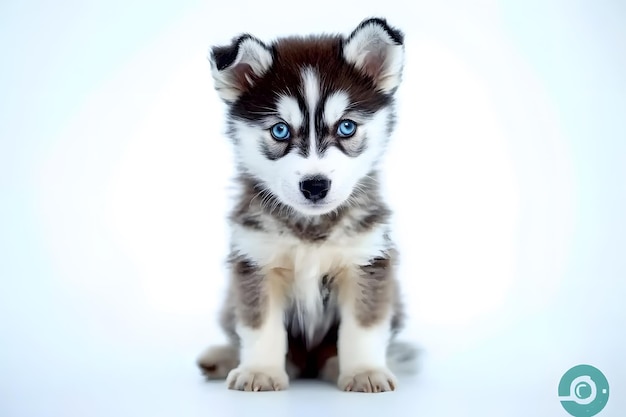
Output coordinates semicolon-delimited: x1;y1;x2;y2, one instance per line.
209;35;273;103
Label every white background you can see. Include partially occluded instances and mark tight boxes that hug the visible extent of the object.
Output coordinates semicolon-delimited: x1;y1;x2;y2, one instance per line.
1;1;624;416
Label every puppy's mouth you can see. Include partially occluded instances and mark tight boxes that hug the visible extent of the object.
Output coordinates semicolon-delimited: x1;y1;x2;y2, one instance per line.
292;199;340;216
277;190;344;216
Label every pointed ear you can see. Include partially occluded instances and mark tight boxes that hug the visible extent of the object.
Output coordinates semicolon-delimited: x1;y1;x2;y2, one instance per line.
209;35;273;102
343;18;405;93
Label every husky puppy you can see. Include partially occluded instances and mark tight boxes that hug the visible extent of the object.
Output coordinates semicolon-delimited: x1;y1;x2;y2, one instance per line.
197;18;414;393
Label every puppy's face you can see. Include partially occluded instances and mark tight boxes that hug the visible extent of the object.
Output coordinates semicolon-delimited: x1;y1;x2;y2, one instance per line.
210;19;404;216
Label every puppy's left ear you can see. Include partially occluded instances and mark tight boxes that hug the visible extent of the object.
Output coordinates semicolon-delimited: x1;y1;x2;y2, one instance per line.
343;18;405;93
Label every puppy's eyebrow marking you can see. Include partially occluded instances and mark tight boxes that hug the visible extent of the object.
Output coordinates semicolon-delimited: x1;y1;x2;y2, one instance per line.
323;92;350;126
277;95;303;129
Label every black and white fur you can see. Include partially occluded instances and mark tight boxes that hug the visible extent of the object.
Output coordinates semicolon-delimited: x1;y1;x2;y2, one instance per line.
197;18;416;393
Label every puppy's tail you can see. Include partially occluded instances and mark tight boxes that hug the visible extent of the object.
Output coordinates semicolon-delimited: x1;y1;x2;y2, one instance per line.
387;340;420;375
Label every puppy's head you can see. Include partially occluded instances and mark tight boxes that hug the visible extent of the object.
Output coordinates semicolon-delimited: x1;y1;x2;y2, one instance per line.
209;18;404;216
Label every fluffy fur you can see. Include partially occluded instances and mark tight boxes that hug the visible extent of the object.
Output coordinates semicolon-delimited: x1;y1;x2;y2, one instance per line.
197;18;416;392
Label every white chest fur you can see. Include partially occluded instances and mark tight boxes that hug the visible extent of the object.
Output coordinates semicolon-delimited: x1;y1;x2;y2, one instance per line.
230;217;390;344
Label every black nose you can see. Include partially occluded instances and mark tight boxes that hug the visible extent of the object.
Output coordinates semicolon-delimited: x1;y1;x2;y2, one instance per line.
299;176;331;202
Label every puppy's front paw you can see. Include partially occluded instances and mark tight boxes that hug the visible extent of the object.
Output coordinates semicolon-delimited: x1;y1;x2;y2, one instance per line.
338;368;397;393
226;366;289;391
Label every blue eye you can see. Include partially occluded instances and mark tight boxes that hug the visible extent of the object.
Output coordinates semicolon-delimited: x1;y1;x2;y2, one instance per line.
337;120;357;138
270;122;291;140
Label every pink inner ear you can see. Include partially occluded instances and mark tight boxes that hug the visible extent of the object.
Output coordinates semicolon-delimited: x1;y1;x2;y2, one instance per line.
231;62;255;92
361;49;387;82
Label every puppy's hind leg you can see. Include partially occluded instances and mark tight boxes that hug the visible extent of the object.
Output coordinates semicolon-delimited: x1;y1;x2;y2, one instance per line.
197;344;239;380
197;280;240;380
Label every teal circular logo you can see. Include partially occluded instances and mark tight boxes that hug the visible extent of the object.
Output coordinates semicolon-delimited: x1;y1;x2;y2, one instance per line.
559;365;609;417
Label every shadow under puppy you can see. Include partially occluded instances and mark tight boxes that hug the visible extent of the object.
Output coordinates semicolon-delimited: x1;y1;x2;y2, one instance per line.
197;17;416;393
